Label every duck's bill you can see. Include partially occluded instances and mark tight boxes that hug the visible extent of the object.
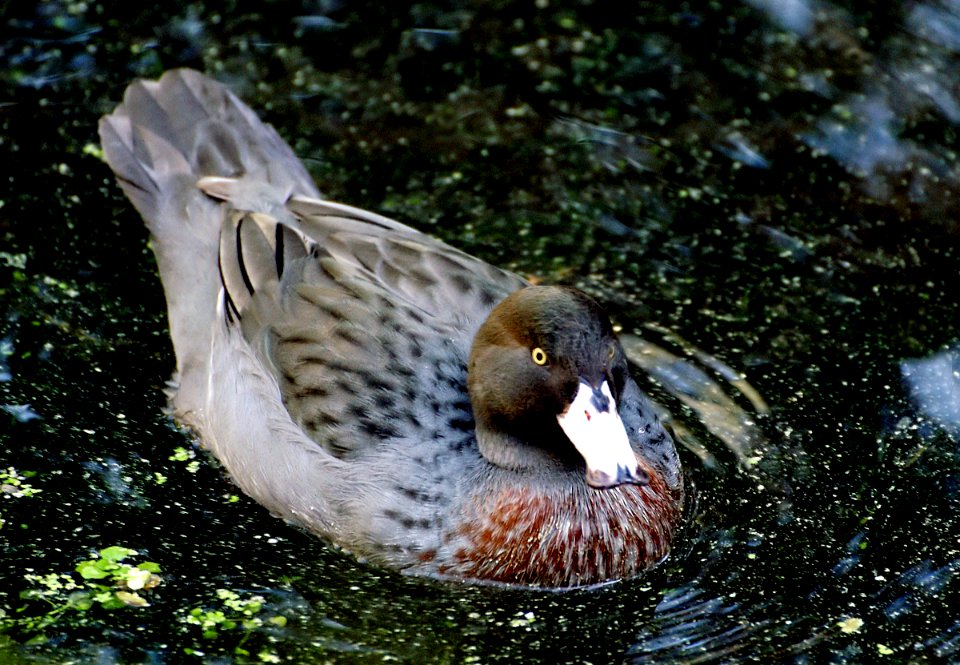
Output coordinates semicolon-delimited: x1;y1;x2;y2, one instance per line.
557;380;649;489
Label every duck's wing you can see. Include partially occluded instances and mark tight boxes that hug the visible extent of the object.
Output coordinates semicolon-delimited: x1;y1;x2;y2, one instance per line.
203;176;527;329
209;186;526;459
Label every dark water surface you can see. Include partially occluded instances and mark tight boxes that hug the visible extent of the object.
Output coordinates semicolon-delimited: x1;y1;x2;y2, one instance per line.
2;1;959;662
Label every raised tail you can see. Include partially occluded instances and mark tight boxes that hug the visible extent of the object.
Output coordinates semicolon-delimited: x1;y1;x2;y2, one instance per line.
98;69;320;425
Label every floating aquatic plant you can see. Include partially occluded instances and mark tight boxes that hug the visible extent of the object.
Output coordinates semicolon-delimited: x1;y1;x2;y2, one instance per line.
0;545;161;643
0;467;40;531
180;588;287;661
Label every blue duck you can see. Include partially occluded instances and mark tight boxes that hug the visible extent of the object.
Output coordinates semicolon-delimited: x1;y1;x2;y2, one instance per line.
99;69;683;587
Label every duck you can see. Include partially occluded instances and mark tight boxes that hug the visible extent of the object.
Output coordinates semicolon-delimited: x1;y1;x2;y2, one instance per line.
99;69;683;588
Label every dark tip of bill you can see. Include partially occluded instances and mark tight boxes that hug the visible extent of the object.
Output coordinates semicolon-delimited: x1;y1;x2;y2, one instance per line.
620;464;649;487
587;465;650;489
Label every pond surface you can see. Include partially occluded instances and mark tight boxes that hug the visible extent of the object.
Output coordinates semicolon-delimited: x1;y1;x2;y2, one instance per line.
2;1;959;662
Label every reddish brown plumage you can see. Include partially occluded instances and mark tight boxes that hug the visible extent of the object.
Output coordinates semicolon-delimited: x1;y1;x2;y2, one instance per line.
440;463;681;587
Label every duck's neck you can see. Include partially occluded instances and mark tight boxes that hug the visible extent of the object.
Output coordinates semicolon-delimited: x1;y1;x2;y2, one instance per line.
474;424;572;474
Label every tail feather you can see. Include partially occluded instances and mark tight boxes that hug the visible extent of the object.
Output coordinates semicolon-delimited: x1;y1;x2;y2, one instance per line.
98;69;320;426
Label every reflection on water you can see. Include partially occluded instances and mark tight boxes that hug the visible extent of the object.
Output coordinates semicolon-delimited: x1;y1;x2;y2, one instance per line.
902;344;960;441
744;0;815;36
909;2;960;54
2;0;960;662
799;1;960;203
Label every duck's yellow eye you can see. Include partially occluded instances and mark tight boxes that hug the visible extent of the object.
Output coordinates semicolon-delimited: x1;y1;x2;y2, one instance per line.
531;347;548;366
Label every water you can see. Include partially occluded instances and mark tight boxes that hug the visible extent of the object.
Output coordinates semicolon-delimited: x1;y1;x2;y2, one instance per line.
2;0;959;662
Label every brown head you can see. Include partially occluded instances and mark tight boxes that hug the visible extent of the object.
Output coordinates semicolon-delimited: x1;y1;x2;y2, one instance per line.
467;285;647;488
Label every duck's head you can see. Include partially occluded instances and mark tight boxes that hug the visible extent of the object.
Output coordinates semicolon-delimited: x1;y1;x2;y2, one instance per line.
467;286;648;489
